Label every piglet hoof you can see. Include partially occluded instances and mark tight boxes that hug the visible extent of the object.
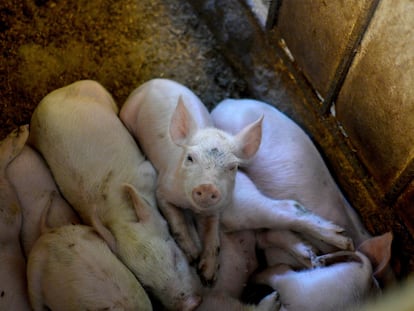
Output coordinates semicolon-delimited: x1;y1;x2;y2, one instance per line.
175;236;201;264
198;254;219;286
334;234;354;251
185;245;201;264
257;291;281;311
305;249;319;268
291;242;318;268
315;250;363;267
315;222;355;251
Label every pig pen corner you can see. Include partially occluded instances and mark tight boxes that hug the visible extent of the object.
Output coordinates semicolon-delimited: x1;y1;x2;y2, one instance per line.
1;0;414;310
188;0;414;278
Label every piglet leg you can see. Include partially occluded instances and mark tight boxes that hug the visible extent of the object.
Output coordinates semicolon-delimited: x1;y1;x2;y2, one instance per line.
197;214;221;285
157;191;201;262
315;250;363;267
256;229;318;268
222;172;353;251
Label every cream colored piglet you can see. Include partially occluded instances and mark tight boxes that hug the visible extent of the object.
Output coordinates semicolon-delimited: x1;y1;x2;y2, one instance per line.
7;144;80;257
120;78;263;284
254;250;380;311
29;80;202;311
0;125;32;311
27;195;152;311
212;99;393;284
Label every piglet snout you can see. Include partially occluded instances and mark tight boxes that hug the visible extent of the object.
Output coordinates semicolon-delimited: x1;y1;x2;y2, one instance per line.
192;184;221;207
181;294;202;311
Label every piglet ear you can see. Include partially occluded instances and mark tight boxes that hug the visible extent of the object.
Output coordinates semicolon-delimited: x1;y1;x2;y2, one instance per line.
39;191;54;235
123;183;151;223
358;231;394;284
91;204;117;253
0;124;29;172
233;115;263;160
170;96;198;146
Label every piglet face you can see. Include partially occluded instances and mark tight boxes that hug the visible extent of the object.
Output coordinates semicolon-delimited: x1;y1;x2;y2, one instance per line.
118;184;202;311
170;98;263;214
178;131;239;213
134;228;202;311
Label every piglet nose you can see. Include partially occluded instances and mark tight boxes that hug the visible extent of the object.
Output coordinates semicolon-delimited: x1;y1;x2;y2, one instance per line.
192;184;221;207
181;295;202;311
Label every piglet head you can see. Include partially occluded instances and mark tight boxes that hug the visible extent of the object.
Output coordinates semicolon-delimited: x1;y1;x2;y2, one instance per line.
169;97;263;214
119;183;202;311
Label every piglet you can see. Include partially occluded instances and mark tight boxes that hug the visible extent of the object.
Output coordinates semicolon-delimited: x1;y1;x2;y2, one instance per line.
222;171;353;267
27;194;152;311
194;170;354;310
212;98;370;245
211;99;393;283
253;250;381;311
209;230;259;298
29;80;202;311
7;144;80;257
120;78;263;284
196;230;280;311
196;291;280;311
0;125;32;310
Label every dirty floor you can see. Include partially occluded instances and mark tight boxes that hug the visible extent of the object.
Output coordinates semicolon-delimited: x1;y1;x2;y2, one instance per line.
0;0;249;140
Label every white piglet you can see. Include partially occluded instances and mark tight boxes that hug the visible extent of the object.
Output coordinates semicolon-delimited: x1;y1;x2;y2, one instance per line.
212;99;393;283
196;291;280;311
7;144;80;257
29;80;202;311
254;251;379;311
27;196;152;311
222;171;354;268
212;99;371;248
0;126;32;311
196;230;280;311
120;78;263;284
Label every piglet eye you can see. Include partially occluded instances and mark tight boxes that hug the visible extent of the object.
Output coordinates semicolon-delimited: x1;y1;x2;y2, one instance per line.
186;155;193;163
229;164;238;171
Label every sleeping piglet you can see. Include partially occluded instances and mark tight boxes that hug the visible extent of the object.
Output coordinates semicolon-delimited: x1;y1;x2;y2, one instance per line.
27;195;152;311
253;249;382;311
0;125;32;310
7;144;80;257
192;169;355;311
195;230;279;311
196;291;280;311
221;171;353;268
29;80;202;311
120;78;263;284
211;99;393;284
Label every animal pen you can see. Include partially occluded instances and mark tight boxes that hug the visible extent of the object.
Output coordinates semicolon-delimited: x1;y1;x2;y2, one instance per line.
0;0;413;309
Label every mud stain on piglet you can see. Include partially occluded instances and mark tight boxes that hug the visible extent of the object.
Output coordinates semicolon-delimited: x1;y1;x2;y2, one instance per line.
0;202;20;225
294;203;311;216
100;170;113;201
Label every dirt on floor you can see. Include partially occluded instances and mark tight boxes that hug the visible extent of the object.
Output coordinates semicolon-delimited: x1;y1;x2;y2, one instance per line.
0;0;249;140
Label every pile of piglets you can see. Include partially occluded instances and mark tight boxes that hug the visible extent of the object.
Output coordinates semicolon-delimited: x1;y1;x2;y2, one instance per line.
0;79;393;311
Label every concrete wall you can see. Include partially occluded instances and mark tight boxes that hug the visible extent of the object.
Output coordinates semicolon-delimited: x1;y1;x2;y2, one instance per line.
188;0;414;276
274;0;414;235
